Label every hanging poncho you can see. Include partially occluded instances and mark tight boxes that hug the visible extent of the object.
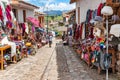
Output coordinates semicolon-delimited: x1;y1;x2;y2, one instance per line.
0;1;8;26
0;6;3;21
6;5;12;21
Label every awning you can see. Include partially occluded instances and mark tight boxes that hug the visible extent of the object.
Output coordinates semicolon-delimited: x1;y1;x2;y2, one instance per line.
26;17;41;27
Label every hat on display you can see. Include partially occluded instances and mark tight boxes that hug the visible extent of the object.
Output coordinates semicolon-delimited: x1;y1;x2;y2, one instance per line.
101;6;113;16
94;16;103;22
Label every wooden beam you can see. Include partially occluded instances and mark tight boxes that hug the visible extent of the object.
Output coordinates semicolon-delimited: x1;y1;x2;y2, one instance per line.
70;0;76;4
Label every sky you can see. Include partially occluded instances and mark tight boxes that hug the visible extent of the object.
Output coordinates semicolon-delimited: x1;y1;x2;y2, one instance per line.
24;0;75;11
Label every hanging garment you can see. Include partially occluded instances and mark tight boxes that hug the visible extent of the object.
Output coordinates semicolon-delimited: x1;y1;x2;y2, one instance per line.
86;9;90;23
112;0;115;2
89;10;93;22
90;27;94;39
82;23;85;39
103;53;112;69
75;25;80;40
97;3;104;16
85;23;87;38
0;6;3;21
0;1;7;25
6;5;12;21
112;15;120;23
22;23;26;35
86;9;92;23
19;23;23;35
73;24;77;39
6;21;12;29
25;23;29;34
10;11;16;22
32;25;35;32
16;22;20;34
79;23;83;39
93;9;98;19
94;16;103;22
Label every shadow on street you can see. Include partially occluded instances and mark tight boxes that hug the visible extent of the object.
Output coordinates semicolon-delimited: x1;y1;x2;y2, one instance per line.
55;42;72;80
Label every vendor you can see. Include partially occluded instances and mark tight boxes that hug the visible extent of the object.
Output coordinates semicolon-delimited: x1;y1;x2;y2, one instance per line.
1;35;16;58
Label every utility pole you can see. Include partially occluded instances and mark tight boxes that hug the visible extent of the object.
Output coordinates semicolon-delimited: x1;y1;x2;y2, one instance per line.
47;7;48;34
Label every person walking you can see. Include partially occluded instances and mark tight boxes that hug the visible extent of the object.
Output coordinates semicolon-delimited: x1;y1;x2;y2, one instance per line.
48;34;53;47
62;31;66;41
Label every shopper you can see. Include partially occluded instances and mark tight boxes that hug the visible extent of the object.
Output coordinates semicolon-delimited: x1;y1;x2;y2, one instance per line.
48;34;53;47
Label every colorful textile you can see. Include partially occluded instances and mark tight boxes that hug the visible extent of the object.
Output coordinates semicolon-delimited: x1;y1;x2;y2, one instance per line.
94;16;103;22
25;23;29;34
86;9;92;23
112;15;120;22
0;6;3;21
97;3;104;16
6;5;12;21
73;24;77;39
0;1;8;25
32;25;35;32
79;23;83;39
6;21;12;29
75;25;80;40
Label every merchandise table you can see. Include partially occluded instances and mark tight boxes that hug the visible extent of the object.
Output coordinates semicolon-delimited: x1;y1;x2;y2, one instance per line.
0;45;11;70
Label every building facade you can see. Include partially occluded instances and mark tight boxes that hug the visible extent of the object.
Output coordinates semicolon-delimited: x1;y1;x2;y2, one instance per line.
70;0;106;24
10;0;39;23
34;11;45;27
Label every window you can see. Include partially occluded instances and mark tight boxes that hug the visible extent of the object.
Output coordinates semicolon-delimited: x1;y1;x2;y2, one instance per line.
23;10;26;22
12;9;18;20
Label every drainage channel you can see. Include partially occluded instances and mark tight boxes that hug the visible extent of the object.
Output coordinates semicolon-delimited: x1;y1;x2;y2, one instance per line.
39;46;55;80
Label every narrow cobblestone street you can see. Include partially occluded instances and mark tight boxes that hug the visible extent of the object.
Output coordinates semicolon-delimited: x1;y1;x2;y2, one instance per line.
0;38;118;80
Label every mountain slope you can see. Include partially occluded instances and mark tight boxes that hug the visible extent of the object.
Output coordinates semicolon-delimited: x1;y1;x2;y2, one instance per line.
44;10;63;16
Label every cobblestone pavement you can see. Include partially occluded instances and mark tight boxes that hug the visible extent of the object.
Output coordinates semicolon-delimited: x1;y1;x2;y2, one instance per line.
0;39;118;80
64;46;118;80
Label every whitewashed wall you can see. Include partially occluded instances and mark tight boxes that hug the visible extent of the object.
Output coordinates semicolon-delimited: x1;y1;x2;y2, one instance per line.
76;0;106;24
17;9;34;23
17;9;24;23
26;10;34;18
1;0;35;23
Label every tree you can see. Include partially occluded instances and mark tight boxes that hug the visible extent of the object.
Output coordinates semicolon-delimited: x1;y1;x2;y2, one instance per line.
51;16;55;21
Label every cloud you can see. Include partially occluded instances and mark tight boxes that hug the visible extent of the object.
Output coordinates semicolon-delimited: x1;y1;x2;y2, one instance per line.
24;0;75;11
41;2;75;11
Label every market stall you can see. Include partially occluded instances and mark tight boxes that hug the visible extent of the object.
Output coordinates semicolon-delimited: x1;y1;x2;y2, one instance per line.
0;0;41;69
71;2;120;75
0;0;18;69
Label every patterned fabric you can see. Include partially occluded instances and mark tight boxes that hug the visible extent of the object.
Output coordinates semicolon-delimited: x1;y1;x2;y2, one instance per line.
0;6;3;21
6;5;12;21
97;3;104;16
86;9;92;23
